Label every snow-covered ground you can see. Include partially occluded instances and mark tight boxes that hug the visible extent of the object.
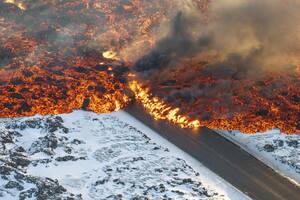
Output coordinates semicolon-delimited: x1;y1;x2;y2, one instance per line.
0;110;249;200
217;129;300;185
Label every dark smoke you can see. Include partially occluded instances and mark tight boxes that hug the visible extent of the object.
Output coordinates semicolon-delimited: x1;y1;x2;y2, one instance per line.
134;0;300;78
134;11;212;72
132;0;300;133
0;0;164;69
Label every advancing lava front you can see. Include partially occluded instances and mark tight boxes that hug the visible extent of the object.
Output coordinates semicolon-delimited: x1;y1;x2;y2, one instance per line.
0;0;299;134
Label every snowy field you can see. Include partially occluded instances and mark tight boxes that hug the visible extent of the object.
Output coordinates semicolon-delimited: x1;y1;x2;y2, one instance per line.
0;110;249;200
217;130;300;185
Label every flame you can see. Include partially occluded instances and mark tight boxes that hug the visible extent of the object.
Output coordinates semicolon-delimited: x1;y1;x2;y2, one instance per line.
129;78;299;134
129;81;201;129
0;0;169;118
0;0;298;134
102;51;118;60
4;0;26;10
150;63;300;134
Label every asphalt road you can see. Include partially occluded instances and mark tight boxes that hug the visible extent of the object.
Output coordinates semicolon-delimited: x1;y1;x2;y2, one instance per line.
125;102;300;200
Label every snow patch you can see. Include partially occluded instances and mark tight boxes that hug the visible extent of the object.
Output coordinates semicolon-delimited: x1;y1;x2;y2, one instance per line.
1;110;250;199
217;129;300;185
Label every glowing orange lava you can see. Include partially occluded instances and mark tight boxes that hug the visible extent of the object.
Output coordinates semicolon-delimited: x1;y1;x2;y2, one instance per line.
129;81;201;129
0;0;299;134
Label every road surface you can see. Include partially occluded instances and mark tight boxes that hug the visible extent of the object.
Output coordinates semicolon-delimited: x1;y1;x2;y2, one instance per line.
125;102;300;200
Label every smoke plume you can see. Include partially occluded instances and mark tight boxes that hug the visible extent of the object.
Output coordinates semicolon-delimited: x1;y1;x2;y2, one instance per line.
134;0;300;79
132;0;300;133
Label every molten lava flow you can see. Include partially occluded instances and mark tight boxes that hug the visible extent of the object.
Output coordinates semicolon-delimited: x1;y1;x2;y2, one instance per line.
148;64;300;134
0;0;170;118
0;62;130;118
129;81;201;129
0;0;299;134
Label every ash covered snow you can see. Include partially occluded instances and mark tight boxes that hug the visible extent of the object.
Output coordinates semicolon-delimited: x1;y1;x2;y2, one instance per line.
0;111;248;200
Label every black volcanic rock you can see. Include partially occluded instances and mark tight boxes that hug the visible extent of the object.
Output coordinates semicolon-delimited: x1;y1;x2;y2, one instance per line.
263;144;276;152
10;93;24;99
82;98;90;110
160;80;177;86
74;66;88;73
256;109;269;117
94;64;108;71
5;181;24;191
10;78;24;85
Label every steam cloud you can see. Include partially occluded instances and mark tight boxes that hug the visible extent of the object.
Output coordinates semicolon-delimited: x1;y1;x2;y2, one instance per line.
135;0;300;79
